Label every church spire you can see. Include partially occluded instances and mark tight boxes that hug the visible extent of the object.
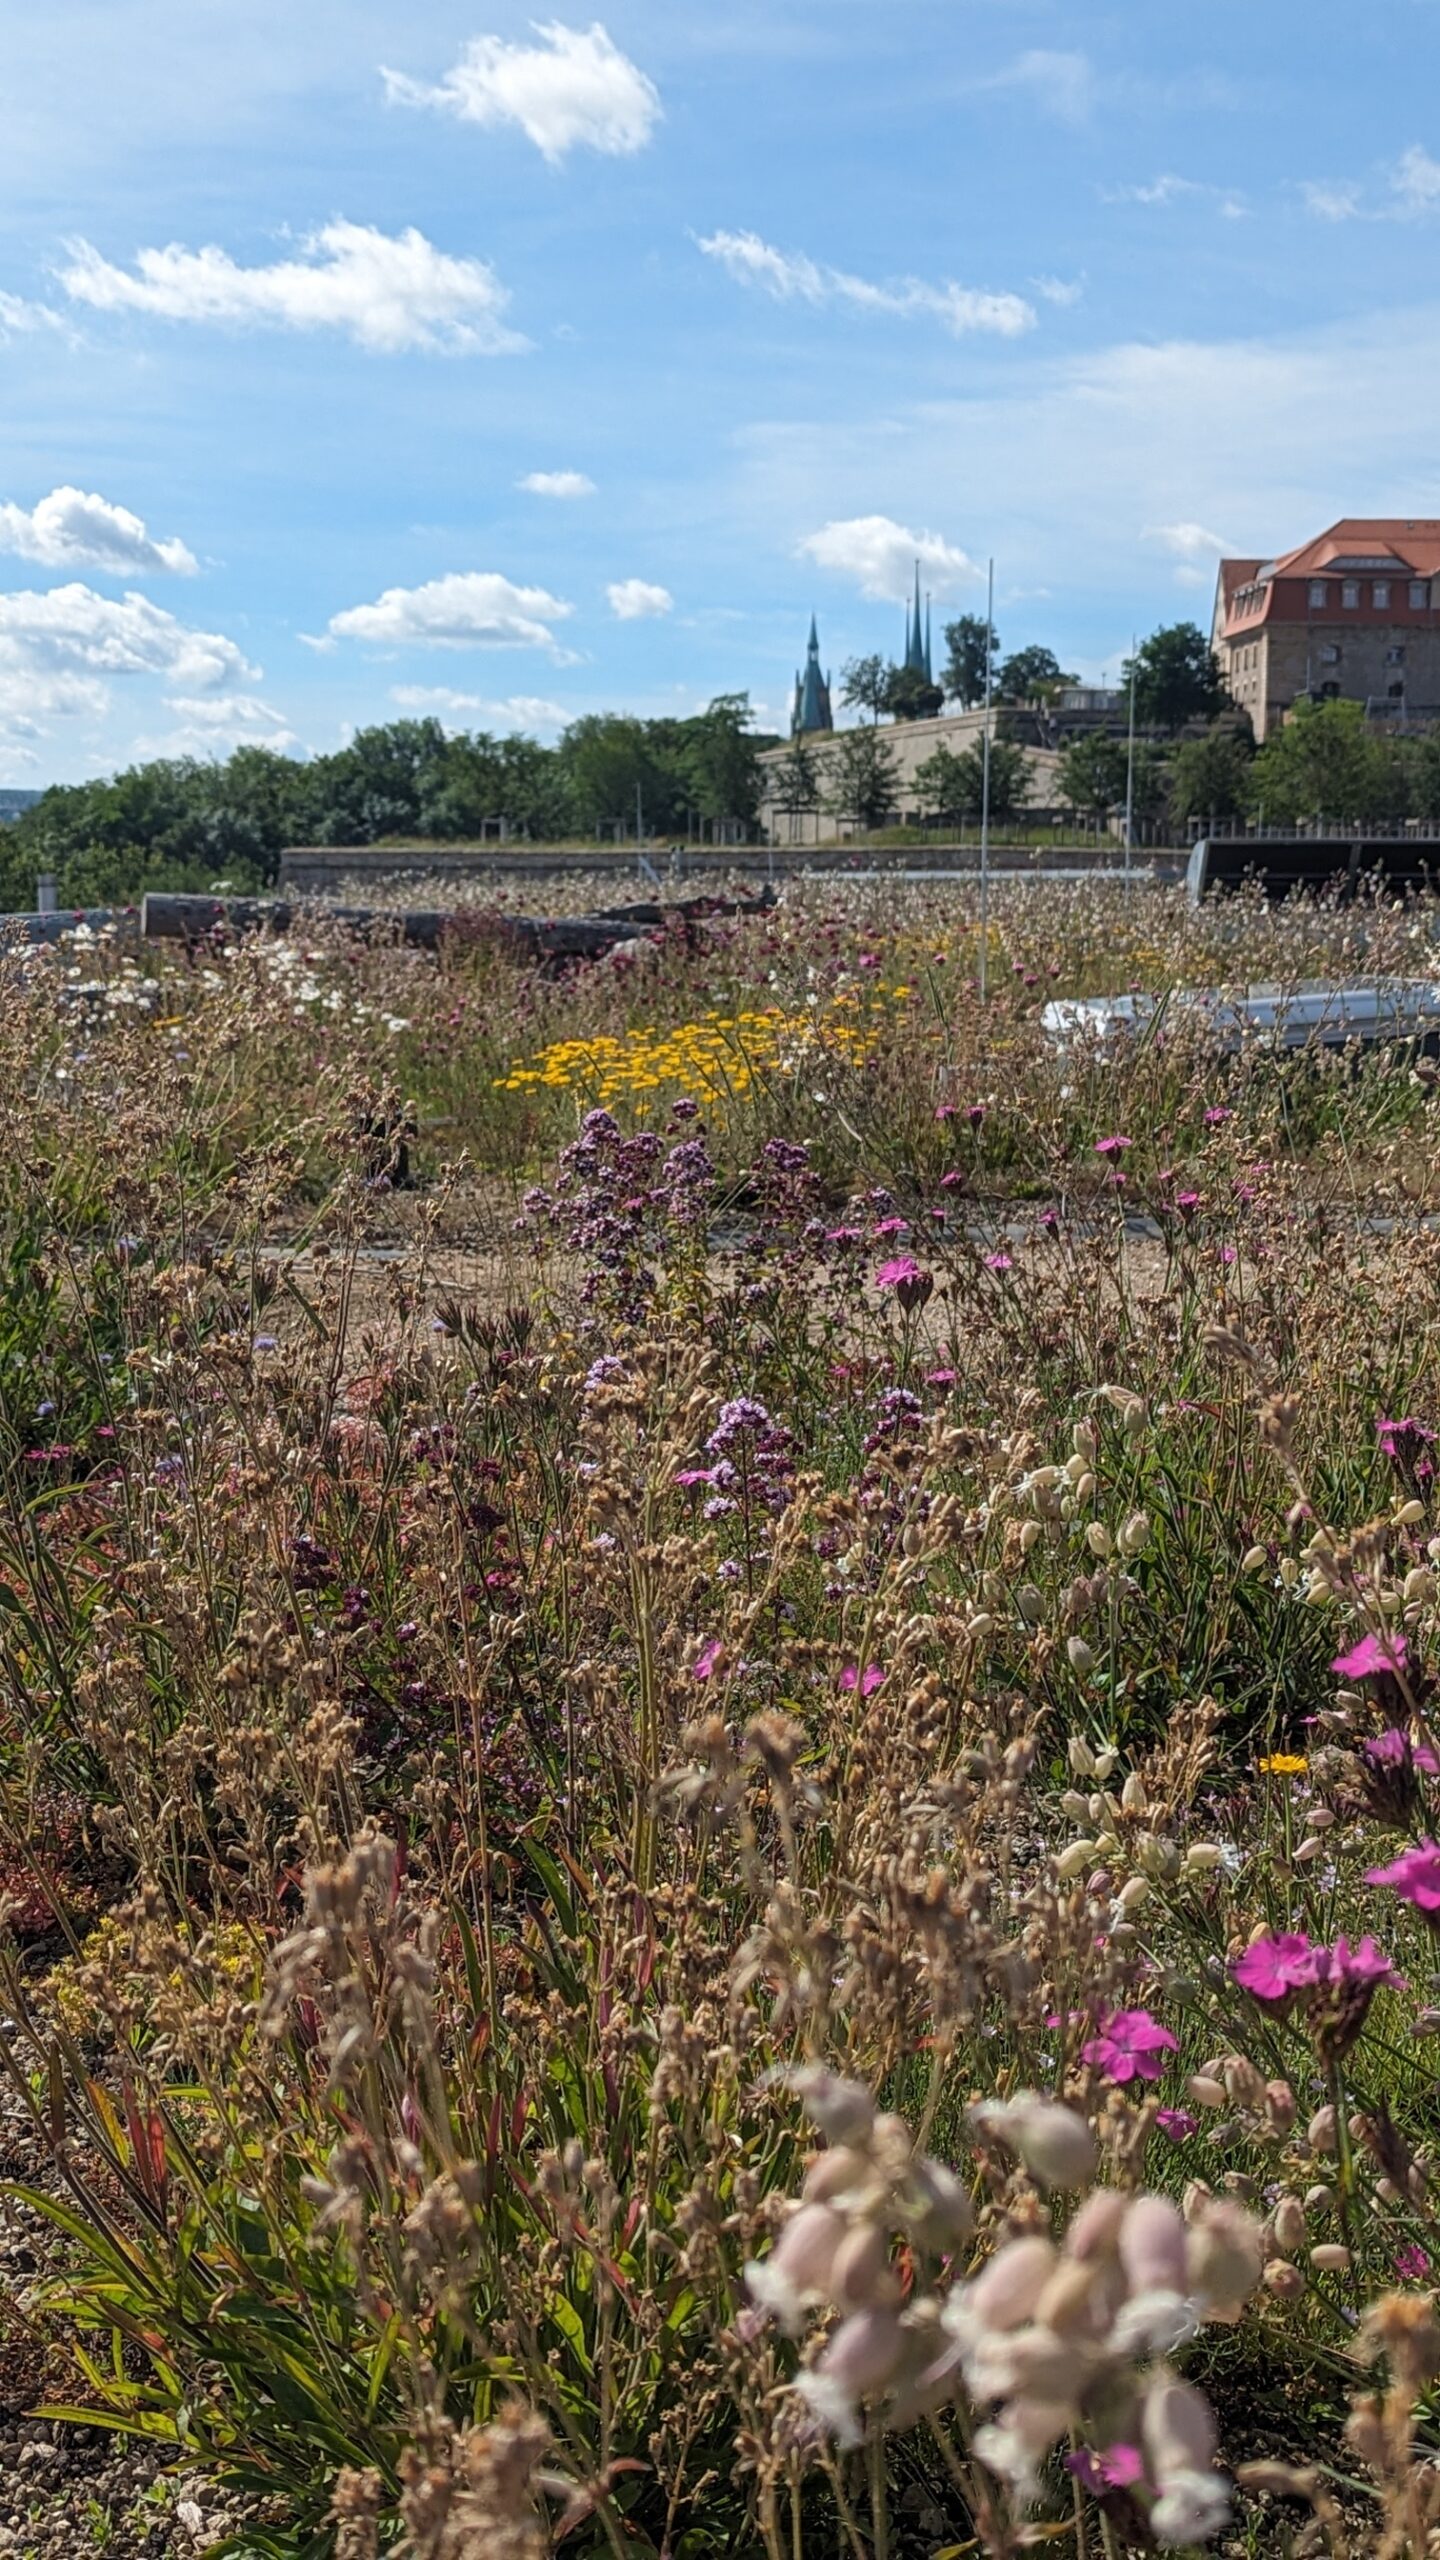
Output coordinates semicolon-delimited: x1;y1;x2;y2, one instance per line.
903;560;930;676
793;611;834;734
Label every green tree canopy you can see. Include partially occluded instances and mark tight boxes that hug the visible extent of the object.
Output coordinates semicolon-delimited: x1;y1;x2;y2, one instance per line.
1123;623;1227;733
1169;719;1256;826
824;727;900;830
1059;732;1130;817
882;664;945;723
838;654;891;725
940;614;995;709
1248;698;1411;825
997;645;1074;705
913;739;1032;823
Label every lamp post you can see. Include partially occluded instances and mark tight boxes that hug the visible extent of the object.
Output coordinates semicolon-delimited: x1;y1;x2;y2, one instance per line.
979;556;994;1001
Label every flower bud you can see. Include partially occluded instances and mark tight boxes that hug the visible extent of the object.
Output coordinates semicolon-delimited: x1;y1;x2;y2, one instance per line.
1120;1770;1148;1815
1121;2195;1188;2295
1264;2258;1305;2299
1019;1518;1043;1554
1073;1470;1097;1505
804;2147;871;2206
1398;1499;1427;1527
1118;1510;1150;1557
1186;2199;1263;2313
1272;2195;1306;2254
1182;1842;1225;1874
1066;1636;1096;1676
970;2097;1097;2193
1187;2075;1227;2109
1116;1875;1150;1912
1092;1746;1119;1782
1054;1838;1098;1880
1142;2374;1218;2480
1067;1735;1097;1777
1086;1522;1113;1559
1241;1544;1268;1574
959;2234;1058;2333
1309;2243;1352;2273
1308;2106;1338;2155
832;2220;900;2311
1016;1583;1045;1624
1265;2082;1296;2133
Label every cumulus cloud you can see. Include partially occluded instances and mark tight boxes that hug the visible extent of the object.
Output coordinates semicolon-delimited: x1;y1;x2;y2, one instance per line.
327;570;574;654
0;668;110;737
143;694;300;757
391;684;570;733
697;230;1034;337
56;221;525;356
518;469;595;498
1302;145;1440;222
606;578;672;620
797;516;977;603
0;585;256;693
383;22;660;164
0;486;197;577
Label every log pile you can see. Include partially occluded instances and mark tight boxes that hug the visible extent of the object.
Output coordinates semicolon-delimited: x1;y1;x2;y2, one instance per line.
136;886;776;960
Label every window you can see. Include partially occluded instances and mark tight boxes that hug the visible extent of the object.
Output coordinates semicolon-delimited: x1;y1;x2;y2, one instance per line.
1309;580;1327;607
1342;581;1359;608
1373;582;1390;608
1320;644;1340;665
1387;645;1407;664
1412;581;1431;609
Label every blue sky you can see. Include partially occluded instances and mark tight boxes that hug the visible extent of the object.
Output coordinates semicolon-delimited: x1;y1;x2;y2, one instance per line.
3;0;1440;781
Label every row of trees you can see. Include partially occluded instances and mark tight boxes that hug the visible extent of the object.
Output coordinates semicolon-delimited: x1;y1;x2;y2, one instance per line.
772;699;1440;835
1;699;772;907
836;619;1229;733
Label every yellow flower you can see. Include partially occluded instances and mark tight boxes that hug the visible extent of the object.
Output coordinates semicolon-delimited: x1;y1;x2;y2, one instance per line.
1257;1752;1308;1775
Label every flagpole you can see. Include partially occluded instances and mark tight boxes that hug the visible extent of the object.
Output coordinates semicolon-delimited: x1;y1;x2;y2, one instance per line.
1123;634;1137;883
979;557;994;1001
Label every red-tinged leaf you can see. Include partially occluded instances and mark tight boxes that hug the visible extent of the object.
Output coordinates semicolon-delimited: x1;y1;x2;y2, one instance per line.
485;2090;504;2162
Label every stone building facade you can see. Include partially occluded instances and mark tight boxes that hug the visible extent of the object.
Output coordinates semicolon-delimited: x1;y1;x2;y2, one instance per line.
1214;520;1440;740
759;707;1063;843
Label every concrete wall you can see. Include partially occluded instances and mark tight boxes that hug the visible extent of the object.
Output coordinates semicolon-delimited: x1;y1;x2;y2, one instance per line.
758;709;1064;843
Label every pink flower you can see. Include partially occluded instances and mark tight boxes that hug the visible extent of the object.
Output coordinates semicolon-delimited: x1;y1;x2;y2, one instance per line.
1232;1932;1319;2001
1396;2244;1432;2282
1324;1934;1403;1990
692;1637;724;1680
934;1102;957;1122
1332;1632;1408;1682
1366;1840;1440;1913
984;1251;1013;1273
1154;2108;1198;2142
1081;2008;1178;2086
925;1367;957;1388
1094;1134;1132;1157
840;1663;885;1697
872;1216;910;1241
1366;1730;1440;1775
1067;2443;1145;2494
875;1255;923;1290
1203;1105;1233;1127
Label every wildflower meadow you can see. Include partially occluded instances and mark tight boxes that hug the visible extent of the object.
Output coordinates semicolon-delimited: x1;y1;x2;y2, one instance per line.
6;873;1440;2557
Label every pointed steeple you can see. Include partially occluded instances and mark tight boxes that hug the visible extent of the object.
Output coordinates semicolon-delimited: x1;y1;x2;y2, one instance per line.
924;593;933;684
793;611;834;734
904;560;929;676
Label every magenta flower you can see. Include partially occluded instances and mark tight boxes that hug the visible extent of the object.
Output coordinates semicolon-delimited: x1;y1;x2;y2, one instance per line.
1366;1840;1440;1913
872;1216;910;1241
1324;1934;1404;1990
1154;2108;1199;2142
1094;1134;1132;1157
1366;1730;1440;1775
840;1664;885;1697
1232;1932;1320;2002
966;1103;986;1128
1396;2244;1432;2282
924;1366;957;1388
933;1102;957;1122
1067;2443;1145;2495
984;1251;1013;1274
1081;2008;1178;2085
692;1636;724;1680
1332;1631;1408;1682
875;1255;923;1290
1203;1105;1233;1127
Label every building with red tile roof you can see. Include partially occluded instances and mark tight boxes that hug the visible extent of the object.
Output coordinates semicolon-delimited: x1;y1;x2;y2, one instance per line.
1214;521;1440;739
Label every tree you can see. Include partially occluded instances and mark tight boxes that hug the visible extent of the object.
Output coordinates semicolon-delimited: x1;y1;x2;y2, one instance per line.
839;654;890;725
769;738;820;839
940;614;995;709
1248;698;1410;825
883;663;945;723
997;645;1073;705
559;715;662;833
1169;720;1255;826
824;727;901;830
1123;623;1226;733
680;693;762;836
1059;732;1130;818
913;740;1033;824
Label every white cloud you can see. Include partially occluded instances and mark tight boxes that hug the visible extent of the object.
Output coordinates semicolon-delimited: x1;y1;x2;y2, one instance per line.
0;668;110;739
327;570;574;653
391;684;569;734
606;577;672;619
1146;521;1233;560
797;515;977;603
983;49;1095;125
160;693;298;751
0;585;256;693
383;22;660;164
1031;273;1085;308
0;291;66;338
0;486;197;578
56;221;524;356
696;231;1034;337
1302;145;1440;223
518;468;596;498
1104;175;1247;218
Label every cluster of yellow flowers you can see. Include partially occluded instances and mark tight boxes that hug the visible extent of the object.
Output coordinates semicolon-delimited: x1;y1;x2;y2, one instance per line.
496;988;908;1114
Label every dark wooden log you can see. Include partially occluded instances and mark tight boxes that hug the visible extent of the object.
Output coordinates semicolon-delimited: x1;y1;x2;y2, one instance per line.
140;884;777;959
